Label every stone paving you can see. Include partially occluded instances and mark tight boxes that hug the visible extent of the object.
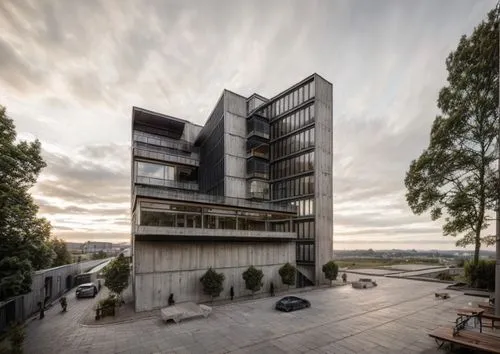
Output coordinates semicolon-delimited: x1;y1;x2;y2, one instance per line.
21;276;489;354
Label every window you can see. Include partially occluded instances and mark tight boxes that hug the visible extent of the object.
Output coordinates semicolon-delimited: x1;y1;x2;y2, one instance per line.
310;81;315;98
310;105;315;121
298;87;303;104
293;90;298;107
284;95;289;112
304;84;309;101
137;161;164;179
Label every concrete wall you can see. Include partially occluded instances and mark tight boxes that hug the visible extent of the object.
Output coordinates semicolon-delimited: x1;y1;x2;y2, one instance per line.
224;91;247;199
313;75;334;285
0;258;110;332
134;241;295;311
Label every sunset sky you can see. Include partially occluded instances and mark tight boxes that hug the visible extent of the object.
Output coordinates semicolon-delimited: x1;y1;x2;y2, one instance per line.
0;0;497;250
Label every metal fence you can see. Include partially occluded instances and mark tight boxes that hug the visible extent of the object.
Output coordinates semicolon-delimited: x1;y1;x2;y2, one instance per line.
0;258;112;334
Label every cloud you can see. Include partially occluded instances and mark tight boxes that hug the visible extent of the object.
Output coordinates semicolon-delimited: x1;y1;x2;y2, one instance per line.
1;0;497;247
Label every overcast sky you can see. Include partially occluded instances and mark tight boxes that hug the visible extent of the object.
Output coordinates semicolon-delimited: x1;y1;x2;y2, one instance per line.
0;0;497;250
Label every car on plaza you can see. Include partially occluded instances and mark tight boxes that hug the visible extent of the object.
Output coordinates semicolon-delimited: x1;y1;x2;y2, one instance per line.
275;296;311;312
76;283;98;298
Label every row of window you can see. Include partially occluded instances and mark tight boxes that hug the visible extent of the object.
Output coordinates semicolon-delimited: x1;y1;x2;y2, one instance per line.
271;105;315;140
271;152;314;180
141;210;289;231
290;198;315;217
272;175;314;200
265;81;315;118
271;129;315;161
271;221;292;232
297;243;315;262
295;220;315;239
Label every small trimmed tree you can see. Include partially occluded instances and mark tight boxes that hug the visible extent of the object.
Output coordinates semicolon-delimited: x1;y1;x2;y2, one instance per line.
279;262;296;290
200;267;225;302
322;261;339;286
103;254;130;302
242;265;264;296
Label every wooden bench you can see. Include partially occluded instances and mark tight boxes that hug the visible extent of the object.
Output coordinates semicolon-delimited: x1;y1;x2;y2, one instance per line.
482;313;500;330
435;292;450;299
429;326;500;353
479;303;495;313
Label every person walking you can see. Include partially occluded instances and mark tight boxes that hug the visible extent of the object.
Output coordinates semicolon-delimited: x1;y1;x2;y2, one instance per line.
230;286;234;301
59;296;67;312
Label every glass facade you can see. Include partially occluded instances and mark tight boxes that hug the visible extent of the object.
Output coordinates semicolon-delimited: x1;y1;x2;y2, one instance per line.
266;79;316;268
139;202;292;231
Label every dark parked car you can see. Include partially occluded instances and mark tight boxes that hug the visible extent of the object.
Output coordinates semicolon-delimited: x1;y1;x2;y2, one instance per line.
275;296;311;312
76;283;98;298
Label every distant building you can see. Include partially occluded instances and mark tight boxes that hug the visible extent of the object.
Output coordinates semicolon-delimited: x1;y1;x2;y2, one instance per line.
82;241;113;254
131;74;333;311
65;242;83;253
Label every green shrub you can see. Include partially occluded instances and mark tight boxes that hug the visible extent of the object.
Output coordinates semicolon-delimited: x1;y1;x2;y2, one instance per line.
200;267;225;301
98;294;119;308
322;261;339;285
242;266;264;294
9;322;25;354
464;260;495;290
278;263;296;288
436;272;454;281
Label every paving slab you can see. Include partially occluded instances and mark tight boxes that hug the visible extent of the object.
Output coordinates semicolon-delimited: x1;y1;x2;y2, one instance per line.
13;276;485;353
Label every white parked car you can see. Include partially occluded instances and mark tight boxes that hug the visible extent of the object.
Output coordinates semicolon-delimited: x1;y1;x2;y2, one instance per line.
352;278;378;289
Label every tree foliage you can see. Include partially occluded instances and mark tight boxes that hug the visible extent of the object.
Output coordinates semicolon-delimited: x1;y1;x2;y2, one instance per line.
322;261;339;284
103;254;130;297
242;265;264;294
404;7;499;265
278;262;296;288
0;105;55;301
92;250;108;260
200;267;225;300
49;238;72;267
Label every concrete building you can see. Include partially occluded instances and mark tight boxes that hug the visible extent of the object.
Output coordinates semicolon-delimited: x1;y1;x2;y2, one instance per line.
131;74;333;311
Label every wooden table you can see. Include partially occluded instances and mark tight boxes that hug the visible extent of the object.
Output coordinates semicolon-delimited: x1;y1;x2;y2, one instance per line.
456;307;485;333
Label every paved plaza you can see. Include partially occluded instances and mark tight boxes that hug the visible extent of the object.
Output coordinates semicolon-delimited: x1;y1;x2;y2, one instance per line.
22;276;484;353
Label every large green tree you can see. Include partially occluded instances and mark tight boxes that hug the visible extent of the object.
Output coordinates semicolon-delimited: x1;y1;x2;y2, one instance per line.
405;7;499;265
49;238;72;267
0;105;55;301
103;254;130;299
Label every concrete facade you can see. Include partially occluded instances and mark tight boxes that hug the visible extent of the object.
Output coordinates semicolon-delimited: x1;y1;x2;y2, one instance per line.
133;241;294;311
131;74;333;311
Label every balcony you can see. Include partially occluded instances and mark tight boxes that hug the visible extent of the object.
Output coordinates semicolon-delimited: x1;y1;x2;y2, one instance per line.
133;225;296;241
134;186;296;214
133;131;192;152
133;145;199;167
135;176;199;191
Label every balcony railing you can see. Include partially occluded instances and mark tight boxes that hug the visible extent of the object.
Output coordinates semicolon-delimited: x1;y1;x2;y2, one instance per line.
134;186;296;214
135;176;199;191
133;146;200;167
134;225;296;240
133;131;193;152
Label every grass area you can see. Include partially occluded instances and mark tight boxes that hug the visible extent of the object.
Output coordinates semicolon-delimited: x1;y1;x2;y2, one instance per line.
335;258;441;269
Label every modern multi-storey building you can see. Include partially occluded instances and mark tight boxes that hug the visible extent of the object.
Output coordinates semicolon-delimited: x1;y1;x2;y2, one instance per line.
131;74;332;311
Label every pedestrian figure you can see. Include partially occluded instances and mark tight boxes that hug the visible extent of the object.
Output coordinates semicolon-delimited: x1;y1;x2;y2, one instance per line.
168;293;175;306
342;273;347;283
230;286;234;301
270;282;275;297
38;301;45;319
59;296;67;312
